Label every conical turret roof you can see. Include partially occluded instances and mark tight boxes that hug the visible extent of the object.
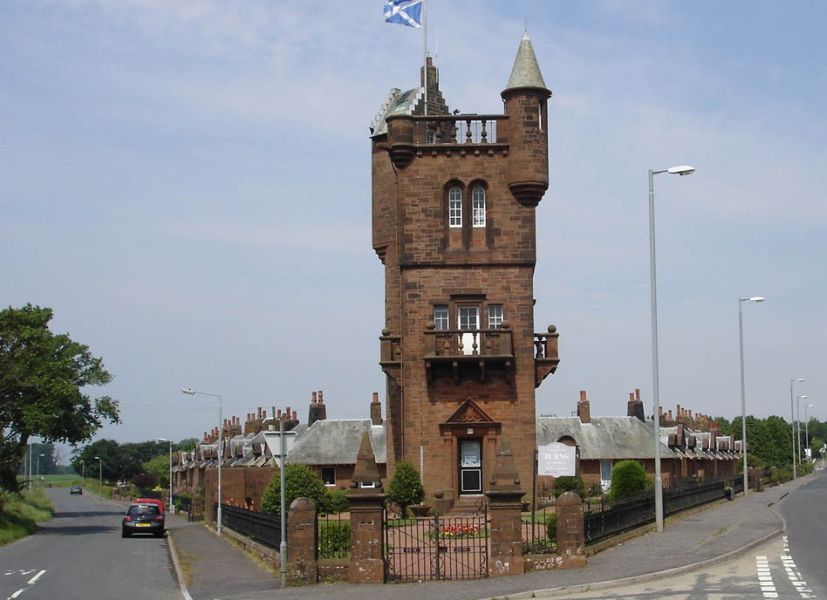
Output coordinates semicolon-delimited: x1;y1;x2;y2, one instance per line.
504;32;548;92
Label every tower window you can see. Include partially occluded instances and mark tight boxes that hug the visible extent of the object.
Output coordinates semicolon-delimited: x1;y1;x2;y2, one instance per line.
488;304;503;329
426;128;436;144
448;186;462;228
472;185;486;227
433;305;449;330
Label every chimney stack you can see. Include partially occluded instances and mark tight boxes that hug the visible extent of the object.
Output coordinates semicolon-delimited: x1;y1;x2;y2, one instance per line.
577;390;591;424
308;390;325;427
627;388;645;422
318;390;327;420
370;392;383;426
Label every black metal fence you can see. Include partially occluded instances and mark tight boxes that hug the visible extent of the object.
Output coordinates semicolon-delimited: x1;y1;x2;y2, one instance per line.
217;504;282;549
318;513;351;559
584;478;733;545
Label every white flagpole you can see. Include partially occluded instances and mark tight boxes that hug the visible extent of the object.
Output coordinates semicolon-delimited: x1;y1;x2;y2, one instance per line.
423;0;428;116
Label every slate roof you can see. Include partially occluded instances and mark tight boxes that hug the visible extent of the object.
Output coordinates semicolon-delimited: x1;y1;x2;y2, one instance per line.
536;416;674;460
286;420;386;466
505;32;548;91
369;86;424;137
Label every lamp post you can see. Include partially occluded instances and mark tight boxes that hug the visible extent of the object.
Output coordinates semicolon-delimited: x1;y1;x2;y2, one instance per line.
796;395;808;464
738;296;765;496
80;459;86;482
182;387;223;536
158;438;173;513
805;403;815;461
648;164;695;533
790;378;805;479
36;453;46;484
94;456;102;497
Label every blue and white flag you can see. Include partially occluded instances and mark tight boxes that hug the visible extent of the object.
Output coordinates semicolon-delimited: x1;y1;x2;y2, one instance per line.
384;0;423;28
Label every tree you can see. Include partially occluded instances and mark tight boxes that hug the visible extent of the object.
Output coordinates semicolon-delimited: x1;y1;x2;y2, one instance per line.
0;304;119;491
261;465;327;514
143;454;170;488
386;460;424;515
608;460;647;501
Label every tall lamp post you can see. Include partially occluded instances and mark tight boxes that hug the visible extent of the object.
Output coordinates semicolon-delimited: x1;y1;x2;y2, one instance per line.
790;378;805;479
805;403;815;461
36;453;46;484
796;395;808;464
158;438;174;513
648;164;695;532
94;456;102;497
738;296;765;496
182;387;223;536
80;459;86;483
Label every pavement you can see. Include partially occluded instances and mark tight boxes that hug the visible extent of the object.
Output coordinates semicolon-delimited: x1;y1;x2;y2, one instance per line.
165;473;817;600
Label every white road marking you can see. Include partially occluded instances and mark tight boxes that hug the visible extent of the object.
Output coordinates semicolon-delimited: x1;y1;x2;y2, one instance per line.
781;536;816;598
27;570;45;585
8;589;24;599
756;554;778;598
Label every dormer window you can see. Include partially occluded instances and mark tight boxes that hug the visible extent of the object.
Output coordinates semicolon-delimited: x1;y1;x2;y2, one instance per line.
448;186;462;228
472;185;486;227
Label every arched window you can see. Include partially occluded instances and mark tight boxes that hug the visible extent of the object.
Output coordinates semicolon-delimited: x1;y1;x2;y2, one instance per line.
472;185;486;227
448;186;462;228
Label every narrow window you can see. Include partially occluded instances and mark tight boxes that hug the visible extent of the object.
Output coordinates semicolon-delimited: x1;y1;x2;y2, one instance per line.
321;467;335;486
433;305;449;330
448;187;462;228
472;185;486;227
426;128;436;144
458;306;479;331
488;304;503;329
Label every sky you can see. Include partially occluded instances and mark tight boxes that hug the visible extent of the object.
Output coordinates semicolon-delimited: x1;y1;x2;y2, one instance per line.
2;0;826;450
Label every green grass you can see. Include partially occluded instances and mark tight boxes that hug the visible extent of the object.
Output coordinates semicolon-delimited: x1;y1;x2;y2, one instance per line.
0;488;55;546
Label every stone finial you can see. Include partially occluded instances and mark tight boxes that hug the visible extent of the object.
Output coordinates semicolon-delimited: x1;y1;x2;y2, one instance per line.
351;431;382;491
488;435;522;492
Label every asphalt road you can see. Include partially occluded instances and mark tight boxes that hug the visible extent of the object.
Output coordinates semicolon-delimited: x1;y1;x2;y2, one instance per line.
0;488;181;600
778;465;827;598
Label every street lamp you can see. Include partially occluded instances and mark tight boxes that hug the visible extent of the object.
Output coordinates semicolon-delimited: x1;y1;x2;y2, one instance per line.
805;403;815;461
790;378;805;479
94;456;102;497
648;163;695;533
796;395;808;464
182;387;223;536
36;453;46;483
158;438;173;513
738;296;765;496
80;459;86;483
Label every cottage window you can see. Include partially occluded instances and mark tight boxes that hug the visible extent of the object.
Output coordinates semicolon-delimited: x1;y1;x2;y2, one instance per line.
321;467;335;486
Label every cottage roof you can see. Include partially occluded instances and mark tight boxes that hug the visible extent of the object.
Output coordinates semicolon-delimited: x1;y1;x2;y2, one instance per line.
536;416;674;460
286;419;386;466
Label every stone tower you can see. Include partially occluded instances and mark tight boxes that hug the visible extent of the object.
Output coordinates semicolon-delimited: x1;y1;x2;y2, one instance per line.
371;34;559;507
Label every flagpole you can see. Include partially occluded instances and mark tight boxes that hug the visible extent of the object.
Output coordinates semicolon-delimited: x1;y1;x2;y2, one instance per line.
423;0;428;116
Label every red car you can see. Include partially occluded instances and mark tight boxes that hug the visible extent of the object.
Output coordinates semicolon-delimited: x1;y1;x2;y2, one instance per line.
135;497;165;514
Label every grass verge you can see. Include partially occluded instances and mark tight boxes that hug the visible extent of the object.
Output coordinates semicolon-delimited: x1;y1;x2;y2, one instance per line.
0;488;55;546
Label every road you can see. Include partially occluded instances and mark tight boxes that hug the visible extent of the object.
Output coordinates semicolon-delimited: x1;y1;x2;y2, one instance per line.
0;488;181;600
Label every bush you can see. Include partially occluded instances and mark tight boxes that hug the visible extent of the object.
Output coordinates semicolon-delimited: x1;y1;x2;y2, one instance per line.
607;460;647;501
0;489;54;545
324;488;350;514
386;461;424;515
546;513;557;541
318;520;351;559
552;476;584;499
261;465;327;514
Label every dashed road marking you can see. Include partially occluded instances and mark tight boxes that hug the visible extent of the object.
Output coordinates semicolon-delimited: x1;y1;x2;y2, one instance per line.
781;536;817;598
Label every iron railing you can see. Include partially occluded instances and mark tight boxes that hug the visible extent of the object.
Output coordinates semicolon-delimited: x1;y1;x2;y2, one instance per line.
216;504;282;549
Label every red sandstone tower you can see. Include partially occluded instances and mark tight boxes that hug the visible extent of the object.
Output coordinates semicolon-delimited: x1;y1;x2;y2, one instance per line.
371;34;559;507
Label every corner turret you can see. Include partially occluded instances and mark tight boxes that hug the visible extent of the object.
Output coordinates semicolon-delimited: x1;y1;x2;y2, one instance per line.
502;33;551;207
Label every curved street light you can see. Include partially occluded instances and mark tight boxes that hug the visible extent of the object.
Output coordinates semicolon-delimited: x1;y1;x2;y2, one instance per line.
182;387;223;536
790;378;805;478
158;438;173;513
739;296;765;496
648;164;696;533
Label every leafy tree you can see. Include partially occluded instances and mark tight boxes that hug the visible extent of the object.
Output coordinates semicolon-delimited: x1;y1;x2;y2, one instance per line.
552;475;584;499
72;439;169;483
0;305;119;491
608;460;647;501
177;438;199;452
261;464;327;514
143;454;170;488
386;460;424;514
810;436;825;458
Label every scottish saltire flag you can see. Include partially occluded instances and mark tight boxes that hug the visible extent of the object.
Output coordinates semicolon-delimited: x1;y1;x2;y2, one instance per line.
384;0;423;28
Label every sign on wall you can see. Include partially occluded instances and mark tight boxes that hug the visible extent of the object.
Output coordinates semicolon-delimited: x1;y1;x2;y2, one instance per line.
537;442;576;477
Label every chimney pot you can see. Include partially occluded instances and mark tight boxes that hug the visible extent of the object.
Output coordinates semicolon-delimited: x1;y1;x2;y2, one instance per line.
312;391;317;404
318;391;324;404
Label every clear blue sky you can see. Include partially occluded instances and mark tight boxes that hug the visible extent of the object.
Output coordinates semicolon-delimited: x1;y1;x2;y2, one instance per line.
2;1;825;448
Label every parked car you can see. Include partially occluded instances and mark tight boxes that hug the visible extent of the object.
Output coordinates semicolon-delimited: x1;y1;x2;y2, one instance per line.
70;485;82;495
122;503;165;538
135;497;165;514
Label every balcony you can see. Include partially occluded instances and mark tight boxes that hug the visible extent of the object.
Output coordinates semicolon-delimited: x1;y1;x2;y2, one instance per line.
385;114;509;168
379;330;402;383
533;326;560;388
424;326;514;384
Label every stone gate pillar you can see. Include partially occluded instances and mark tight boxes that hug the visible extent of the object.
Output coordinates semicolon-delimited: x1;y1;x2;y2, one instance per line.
555;491;586;568
485;436;525;577
287;497;318;585
349;431;386;583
